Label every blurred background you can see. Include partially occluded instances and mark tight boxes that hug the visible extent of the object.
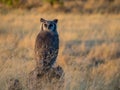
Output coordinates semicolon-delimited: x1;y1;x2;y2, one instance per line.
0;0;120;14
0;0;120;90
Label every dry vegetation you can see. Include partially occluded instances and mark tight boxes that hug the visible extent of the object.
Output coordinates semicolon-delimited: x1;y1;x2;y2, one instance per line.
0;11;120;90
1;0;120;14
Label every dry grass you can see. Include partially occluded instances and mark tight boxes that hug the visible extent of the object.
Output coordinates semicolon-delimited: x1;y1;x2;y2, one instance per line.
0;11;120;90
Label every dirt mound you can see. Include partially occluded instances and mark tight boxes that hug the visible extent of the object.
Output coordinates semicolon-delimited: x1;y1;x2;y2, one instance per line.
28;66;64;90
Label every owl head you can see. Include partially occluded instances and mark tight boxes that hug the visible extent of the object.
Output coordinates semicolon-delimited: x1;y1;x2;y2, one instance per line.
40;18;58;33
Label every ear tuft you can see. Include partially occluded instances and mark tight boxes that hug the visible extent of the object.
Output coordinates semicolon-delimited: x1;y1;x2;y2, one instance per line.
53;19;58;23
40;18;45;22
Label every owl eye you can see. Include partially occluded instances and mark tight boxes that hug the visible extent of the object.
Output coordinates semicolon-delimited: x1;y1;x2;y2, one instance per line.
44;24;47;27
49;24;53;28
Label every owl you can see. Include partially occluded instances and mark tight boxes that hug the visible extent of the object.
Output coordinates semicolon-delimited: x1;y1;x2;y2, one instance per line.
35;18;59;71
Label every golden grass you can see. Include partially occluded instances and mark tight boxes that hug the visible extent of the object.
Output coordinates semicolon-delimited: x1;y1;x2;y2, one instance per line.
0;11;120;90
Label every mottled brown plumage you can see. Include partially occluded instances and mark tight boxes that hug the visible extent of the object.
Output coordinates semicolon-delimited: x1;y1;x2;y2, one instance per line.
35;18;59;70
